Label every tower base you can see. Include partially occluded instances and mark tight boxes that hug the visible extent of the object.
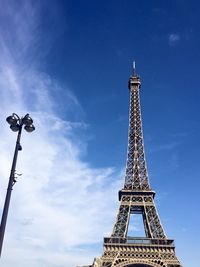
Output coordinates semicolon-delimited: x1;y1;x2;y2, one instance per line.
92;238;182;267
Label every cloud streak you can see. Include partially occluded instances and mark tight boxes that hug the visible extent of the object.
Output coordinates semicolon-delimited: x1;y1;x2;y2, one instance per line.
0;2;122;266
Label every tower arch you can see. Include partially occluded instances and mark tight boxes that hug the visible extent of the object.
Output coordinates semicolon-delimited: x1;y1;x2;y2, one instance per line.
115;260;163;267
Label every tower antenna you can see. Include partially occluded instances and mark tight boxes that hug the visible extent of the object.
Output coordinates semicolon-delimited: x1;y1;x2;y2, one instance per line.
133;60;136;76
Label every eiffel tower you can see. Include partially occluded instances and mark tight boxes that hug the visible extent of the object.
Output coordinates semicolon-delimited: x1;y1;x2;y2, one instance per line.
83;63;182;267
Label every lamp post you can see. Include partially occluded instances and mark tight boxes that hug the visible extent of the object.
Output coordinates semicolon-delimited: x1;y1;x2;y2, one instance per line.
0;113;35;257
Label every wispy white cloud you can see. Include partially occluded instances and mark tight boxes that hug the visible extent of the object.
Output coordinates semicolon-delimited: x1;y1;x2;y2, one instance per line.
0;2;122;266
149;140;181;153
168;33;180;46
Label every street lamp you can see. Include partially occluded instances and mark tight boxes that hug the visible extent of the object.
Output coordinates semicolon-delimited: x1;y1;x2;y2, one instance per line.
0;113;35;256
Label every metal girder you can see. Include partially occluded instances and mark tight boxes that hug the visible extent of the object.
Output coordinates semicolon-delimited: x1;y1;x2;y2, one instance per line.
111;193;166;239
124;81;150;190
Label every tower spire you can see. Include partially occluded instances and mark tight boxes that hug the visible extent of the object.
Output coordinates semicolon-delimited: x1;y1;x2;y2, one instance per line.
126;64;148;190
133;60;136;76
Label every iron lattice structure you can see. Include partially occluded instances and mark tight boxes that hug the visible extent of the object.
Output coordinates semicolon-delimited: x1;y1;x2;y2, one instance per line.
81;65;182;267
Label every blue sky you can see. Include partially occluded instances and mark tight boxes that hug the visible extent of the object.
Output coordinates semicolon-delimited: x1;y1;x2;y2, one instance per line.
0;0;199;266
